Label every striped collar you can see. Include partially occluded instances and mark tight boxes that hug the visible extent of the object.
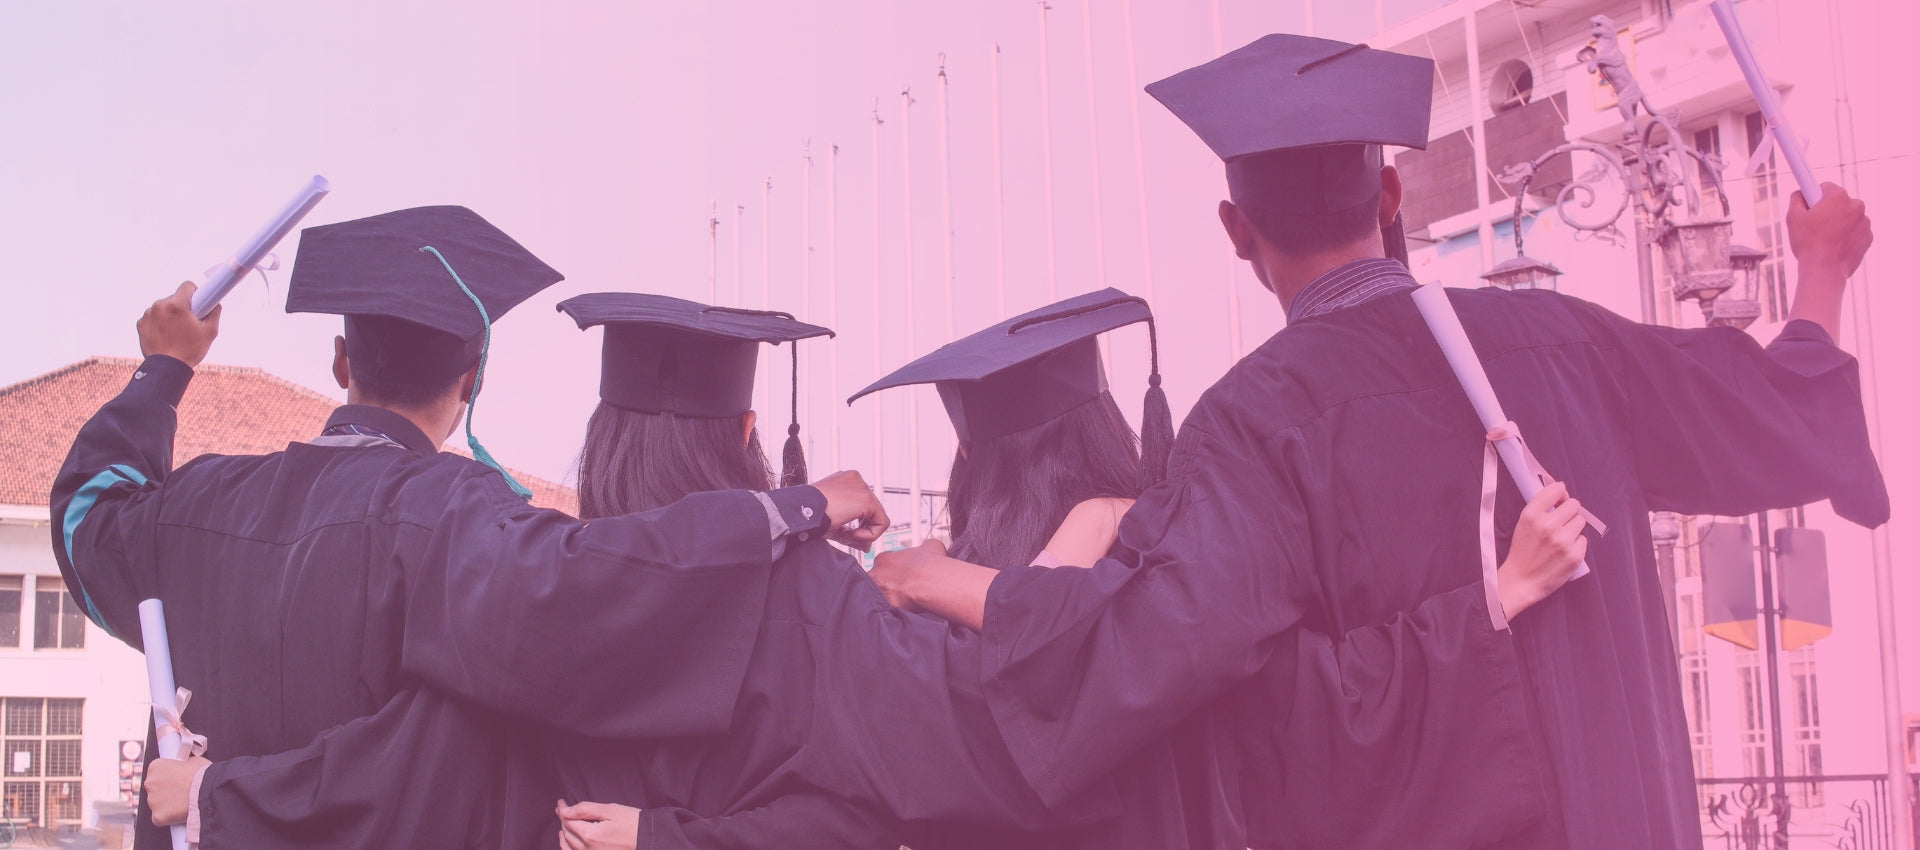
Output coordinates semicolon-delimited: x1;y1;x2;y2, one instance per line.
1285;258;1419;323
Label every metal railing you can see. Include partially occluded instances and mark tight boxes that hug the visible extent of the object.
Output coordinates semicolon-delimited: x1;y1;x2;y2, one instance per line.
1696;774;1919;850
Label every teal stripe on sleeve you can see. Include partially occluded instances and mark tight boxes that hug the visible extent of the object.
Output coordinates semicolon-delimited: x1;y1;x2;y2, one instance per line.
60;463;147;635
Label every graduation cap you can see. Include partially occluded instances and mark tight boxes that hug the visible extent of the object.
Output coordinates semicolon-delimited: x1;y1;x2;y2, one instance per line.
1146;34;1435;262
288;205;565;500
558;292;835;487
849;288;1174;487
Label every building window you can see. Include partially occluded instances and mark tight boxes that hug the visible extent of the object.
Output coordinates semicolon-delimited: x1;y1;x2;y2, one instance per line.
32;579;84;650
0;576;20;648
1490;59;1534;115
2;698;84;828
1737;651;1769;778
1677;581;1714;787
1744;112;1790;322
1789;647;1824;807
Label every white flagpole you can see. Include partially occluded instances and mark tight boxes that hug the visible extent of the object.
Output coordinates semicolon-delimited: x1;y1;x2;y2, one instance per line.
870;100;888;524
1212;0;1243;364
990;43;1010;321
708;201;719;304
1078;0;1108;290
901;86;924;544
801;142;815;466
829;143;843;474
732;203;745;309
937;56;959;343
1120;0;1155;307
760;177;774;422
1038;1;1060;301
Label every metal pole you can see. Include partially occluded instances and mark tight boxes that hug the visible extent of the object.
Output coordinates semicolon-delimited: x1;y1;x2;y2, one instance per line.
870;101;887;522
1824;1;1911;839
1038;1;1060;300
801;143;815;467
901;86;924;544
937;56;958;343
709;202;719;304
1756;510;1792;850
732;204;745;309
1463;11;1497;273
1120;0;1154;307
991;43;1009;321
829;143;842;473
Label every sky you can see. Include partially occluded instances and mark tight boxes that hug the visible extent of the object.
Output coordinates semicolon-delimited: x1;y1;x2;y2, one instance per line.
1;0;1912;498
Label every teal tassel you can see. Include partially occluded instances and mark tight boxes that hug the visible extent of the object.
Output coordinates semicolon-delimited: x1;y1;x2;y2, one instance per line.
420;245;534;502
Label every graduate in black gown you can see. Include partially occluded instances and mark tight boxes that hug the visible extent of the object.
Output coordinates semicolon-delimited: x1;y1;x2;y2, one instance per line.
871;35;1887;850
50;207;888;850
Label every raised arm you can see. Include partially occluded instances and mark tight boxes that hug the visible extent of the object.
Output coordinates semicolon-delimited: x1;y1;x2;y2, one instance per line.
48;282;219;642
1600;185;1885;527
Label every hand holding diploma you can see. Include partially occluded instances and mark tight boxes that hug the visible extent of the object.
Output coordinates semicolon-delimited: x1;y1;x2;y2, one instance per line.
138;283;222;368
1413;284;1606;592
140;599;206;850
189;175;331;319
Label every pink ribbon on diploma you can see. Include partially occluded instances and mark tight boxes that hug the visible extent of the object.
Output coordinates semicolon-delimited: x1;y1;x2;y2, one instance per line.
154;687;209;758
1478;421;1609;630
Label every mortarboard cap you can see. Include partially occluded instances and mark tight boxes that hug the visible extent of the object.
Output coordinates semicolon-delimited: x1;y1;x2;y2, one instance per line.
849;285;1159;438
559;292;834;486
1146;34;1434;216
288;205;564;387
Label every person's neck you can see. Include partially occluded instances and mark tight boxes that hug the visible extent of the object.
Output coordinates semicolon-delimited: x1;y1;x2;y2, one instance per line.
1268;246;1382;315
345;391;463;448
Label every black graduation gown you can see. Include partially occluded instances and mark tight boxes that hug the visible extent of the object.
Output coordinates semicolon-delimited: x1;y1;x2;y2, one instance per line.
48;354;831;850
976;286;1886;850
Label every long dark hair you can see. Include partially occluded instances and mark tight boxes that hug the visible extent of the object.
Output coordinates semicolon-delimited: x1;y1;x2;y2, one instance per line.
945;390;1143;571
576;403;774;520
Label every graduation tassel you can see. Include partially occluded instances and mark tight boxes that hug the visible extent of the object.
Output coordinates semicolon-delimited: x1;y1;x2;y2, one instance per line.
1139;313;1173;489
1384;211;1411;269
420;245;535;502
781;340;809;487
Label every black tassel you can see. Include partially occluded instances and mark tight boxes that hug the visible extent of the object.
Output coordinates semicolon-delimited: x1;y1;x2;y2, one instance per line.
782;422;808;488
1139;315;1174;489
1383;211;1410;268
1141;373;1173;489
780;340;808;487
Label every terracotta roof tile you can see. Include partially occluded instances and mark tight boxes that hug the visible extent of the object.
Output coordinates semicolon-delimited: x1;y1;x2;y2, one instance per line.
0;357;576;515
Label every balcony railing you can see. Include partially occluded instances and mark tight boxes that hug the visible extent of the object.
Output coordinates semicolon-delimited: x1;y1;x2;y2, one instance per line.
1696;774;1919;850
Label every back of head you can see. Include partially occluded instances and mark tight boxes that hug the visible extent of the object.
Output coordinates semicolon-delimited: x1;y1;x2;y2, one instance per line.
576;403;773;519
946;391;1142;570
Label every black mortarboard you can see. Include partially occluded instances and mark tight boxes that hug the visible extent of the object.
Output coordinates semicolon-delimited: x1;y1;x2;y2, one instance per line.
1147;34;1433;212
1147;35;1433;262
850;288;1174;486
287;205;564;500
558;292;834;486
287;205;564;388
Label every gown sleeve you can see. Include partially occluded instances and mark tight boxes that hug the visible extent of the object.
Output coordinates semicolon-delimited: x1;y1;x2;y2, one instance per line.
46;354;192;643
976;420;1533;811
1598;313;1888;526
638;798;899;850
195;689;510;850
396;480;831;739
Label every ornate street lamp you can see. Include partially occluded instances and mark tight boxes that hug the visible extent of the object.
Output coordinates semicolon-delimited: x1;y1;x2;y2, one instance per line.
1705;244;1767;329
1659;219;1738;302
1480;254;1563;290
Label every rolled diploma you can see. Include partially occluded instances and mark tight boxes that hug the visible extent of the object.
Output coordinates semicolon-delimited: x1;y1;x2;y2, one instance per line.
190;174;333;319
1412;283;1591;579
138;598;190;850
1708;0;1822;206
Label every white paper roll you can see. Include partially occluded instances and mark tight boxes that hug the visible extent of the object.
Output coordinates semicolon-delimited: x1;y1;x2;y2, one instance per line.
1412;283;1592;579
190;175;332;319
1708;0;1822;206
138;599;190;850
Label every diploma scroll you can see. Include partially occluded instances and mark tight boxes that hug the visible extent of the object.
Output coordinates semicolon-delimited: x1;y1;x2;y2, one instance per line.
138;599;190;850
189;175;332;319
1708;0;1822;206
1412;283;1592;580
